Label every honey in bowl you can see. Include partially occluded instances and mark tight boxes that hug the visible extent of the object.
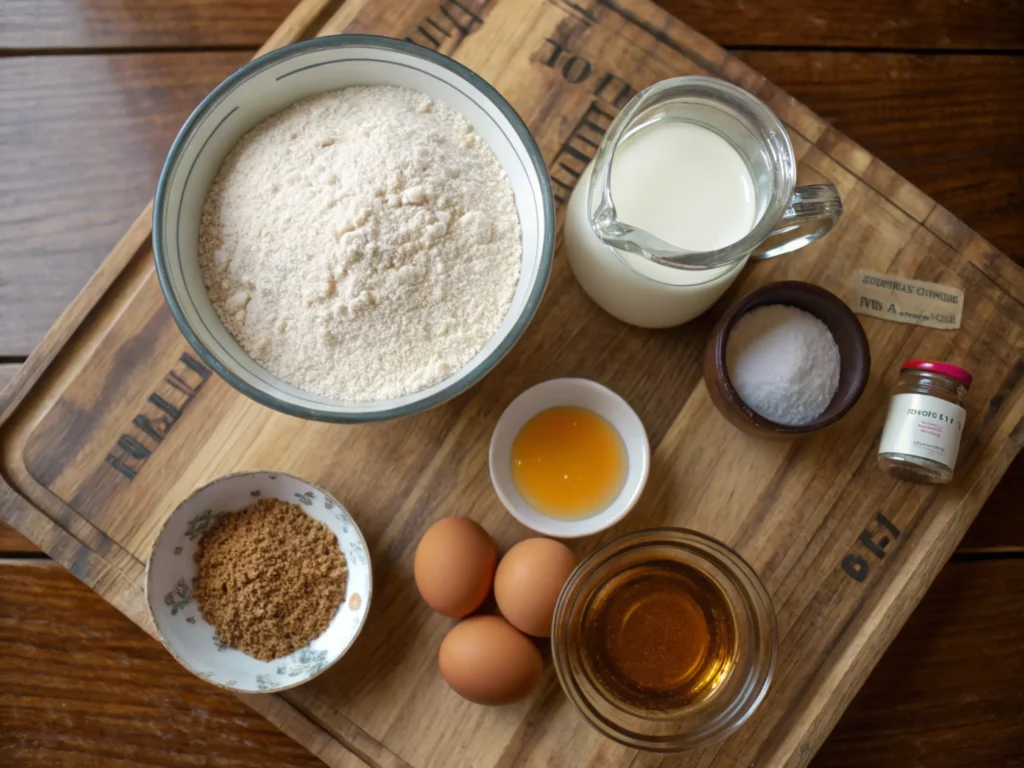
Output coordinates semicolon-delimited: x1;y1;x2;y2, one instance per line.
583;559;736;711
511;406;627;519
551;529;776;752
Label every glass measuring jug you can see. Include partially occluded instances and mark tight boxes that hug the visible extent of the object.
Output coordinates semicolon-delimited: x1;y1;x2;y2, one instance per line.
563;76;843;328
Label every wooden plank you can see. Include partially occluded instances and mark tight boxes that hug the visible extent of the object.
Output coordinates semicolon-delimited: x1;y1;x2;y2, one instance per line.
0;559;322;768
1;1;1022;767
813;558;1024;767
0;51;251;357
0;0;296;49
0;524;39;554
0;367;36;554
2;51;1019;359
661;0;1024;51
2;557;1019;766
736;51;1024;260
958;453;1024;553
0;364;17;392
3;3;1023;768
1;0;1022;51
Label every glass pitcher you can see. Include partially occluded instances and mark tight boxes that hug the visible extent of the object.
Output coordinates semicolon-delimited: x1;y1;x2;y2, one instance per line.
563;76;842;328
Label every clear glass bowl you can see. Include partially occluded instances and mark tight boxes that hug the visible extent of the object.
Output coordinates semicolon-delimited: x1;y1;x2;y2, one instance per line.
551;528;776;752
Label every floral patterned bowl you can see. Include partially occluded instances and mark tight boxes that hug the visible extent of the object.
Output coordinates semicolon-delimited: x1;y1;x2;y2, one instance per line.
145;470;371;693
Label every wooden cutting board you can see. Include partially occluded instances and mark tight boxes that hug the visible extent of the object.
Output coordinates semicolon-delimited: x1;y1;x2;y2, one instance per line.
2;0;1022;766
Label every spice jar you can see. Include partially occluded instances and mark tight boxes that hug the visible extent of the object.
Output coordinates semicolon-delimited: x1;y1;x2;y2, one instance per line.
877;360;972;484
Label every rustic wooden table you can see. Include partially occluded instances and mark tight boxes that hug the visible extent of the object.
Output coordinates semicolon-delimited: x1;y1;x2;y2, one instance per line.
0;1;1021;766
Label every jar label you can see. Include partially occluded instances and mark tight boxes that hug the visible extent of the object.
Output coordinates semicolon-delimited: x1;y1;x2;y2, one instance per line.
879;393;966;469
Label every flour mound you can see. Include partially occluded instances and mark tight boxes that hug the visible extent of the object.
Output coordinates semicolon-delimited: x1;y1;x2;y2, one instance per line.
199;86;522;402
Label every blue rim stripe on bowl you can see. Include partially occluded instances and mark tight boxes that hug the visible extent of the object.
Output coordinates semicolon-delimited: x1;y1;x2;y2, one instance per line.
153;34;556;423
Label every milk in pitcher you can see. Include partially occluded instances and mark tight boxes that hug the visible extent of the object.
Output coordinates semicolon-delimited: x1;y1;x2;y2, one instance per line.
564;119;757;328
563;77;843;329
612;121;756;253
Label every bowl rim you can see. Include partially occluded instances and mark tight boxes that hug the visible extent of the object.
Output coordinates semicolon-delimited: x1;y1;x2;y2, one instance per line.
488;378;651;538
143;469;373;694
709;280;871;434
153;33;556;423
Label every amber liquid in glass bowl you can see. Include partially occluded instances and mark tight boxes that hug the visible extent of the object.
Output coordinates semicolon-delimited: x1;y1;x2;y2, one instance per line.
552;528;776;753
584;560;735;712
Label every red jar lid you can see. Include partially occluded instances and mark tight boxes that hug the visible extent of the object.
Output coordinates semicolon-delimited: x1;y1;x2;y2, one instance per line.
901;360;973;390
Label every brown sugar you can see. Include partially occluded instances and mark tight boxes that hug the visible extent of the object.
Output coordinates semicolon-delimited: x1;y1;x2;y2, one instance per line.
193;497;347;661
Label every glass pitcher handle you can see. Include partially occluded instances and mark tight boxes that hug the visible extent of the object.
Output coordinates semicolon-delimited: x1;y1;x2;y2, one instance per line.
751;184;843;260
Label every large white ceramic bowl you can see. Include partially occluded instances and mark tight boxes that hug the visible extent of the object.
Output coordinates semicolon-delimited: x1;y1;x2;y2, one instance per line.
145;471;372;694
154;34;554;422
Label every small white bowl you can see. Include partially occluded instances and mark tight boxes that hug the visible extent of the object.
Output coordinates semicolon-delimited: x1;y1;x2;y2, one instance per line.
489;379;650;538
145;471;371;694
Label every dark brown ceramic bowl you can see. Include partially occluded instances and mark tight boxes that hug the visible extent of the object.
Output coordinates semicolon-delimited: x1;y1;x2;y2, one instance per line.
703;281;870;438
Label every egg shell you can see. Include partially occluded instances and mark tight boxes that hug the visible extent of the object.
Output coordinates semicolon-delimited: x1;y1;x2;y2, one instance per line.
414;517;497;618
494;538;578;637
438;615;543;705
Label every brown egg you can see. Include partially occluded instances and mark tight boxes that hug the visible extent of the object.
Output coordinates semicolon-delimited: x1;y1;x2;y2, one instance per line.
494;538;577;637
438;615;543;705
414;517;496;618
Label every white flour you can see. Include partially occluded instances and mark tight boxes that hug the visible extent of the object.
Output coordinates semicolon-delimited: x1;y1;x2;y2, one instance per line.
199;86;522;402
726;304;841;426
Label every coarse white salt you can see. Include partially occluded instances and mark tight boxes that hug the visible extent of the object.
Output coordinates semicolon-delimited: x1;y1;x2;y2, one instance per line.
725;304;841;426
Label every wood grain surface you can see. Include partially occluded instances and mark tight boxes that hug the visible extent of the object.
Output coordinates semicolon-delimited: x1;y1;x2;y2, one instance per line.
0;559;322;768
814;558;1024;767
0;0;296;50
959;478;1024;552
736;52;1024;257
0;0;1021;766
0;52;250;355
0;366;18;393
3;558;1020;767
0;523;38;554
659;0;1024;51
3;0;1022;50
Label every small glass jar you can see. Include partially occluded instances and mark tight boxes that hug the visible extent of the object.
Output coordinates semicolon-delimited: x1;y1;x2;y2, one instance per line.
877;360;972;484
